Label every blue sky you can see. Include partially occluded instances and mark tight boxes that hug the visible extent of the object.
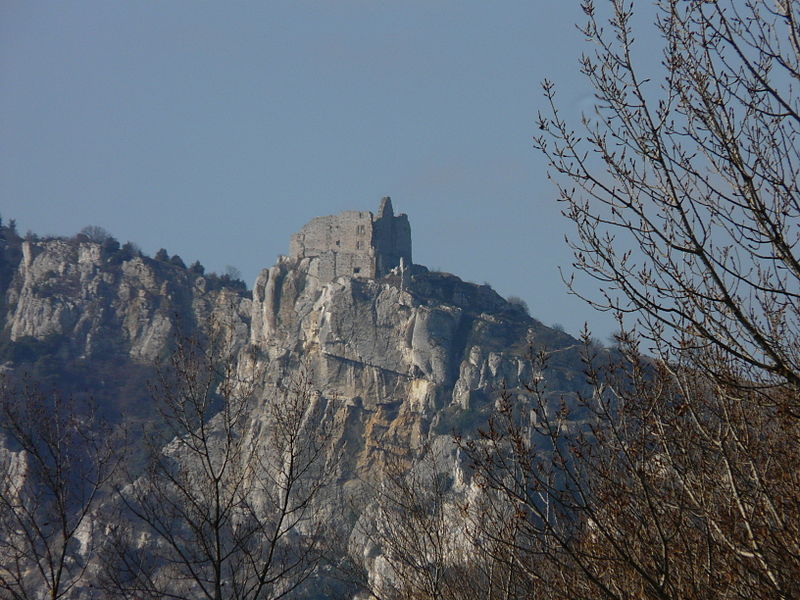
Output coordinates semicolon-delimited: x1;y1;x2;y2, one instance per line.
1;1;621;339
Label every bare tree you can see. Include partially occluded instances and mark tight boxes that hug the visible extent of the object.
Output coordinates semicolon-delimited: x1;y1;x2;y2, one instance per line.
463;334;800;599
349;443;532;600
358;446;462;600
0;379;119;600
103;326;336;600
458;3;800;597
535;0;800;404
77;226;112;244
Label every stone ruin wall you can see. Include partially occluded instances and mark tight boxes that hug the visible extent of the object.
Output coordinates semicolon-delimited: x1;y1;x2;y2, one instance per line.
289;211;377;282
288;198;412;283
373;210;411;277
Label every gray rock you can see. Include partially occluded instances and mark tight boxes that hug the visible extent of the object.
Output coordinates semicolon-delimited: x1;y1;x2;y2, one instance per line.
3;239;249;361
0;210;589;598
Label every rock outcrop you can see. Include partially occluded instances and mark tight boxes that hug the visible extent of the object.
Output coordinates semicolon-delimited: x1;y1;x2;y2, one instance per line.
249;255;572;456
242;253;584;596
0;205;589;599
2;238;250;362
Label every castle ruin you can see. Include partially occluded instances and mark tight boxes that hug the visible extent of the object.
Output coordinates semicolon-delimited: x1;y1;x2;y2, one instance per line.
289;197;412;283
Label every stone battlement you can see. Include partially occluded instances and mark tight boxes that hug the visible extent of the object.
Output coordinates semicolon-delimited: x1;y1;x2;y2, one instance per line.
289;197;412;283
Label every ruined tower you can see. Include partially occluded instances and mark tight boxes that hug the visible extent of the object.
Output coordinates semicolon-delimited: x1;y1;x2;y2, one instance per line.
288;197;412;283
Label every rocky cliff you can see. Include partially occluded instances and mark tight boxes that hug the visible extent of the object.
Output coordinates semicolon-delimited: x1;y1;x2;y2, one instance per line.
0;228;251;435
2;237;249;362
248;255;581;475
0;218;589;598
236;254;586;596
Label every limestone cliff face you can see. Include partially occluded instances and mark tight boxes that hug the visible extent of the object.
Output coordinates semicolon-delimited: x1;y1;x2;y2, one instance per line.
3;239;250;362
0;229;586;598
243;199;582;489
243;257;584;595
248;256;579;479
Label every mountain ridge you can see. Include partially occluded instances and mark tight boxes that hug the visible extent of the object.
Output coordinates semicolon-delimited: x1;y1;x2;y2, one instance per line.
0;203;590;598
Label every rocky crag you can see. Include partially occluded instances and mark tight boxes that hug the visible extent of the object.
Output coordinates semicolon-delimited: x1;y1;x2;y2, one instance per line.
0;200;588;597
1;234;249;363
0;223;251;438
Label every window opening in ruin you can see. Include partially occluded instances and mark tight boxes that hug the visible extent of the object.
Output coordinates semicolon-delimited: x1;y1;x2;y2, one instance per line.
356;241;362;249
336;240;340;246
354;267;361;274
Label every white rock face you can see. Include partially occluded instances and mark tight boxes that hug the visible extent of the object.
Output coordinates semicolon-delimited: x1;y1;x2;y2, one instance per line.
0;237;584;598
236;258;588;595
244;257;576;480
3;239;250;361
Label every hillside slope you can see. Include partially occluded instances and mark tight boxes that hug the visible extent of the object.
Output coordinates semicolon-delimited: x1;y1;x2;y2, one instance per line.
0;217;590;598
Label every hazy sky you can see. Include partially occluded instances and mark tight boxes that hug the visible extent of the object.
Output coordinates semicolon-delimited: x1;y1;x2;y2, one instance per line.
1;1;622;339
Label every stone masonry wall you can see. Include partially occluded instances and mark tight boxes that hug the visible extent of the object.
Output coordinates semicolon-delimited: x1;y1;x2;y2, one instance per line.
373;198;412;277
288;198;412;283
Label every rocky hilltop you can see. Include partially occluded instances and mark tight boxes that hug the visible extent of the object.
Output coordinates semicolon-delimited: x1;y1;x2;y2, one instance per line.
240;199;583;487
2;235;249;362
0;201;588;598
250;253;579;468
0;223;250;429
